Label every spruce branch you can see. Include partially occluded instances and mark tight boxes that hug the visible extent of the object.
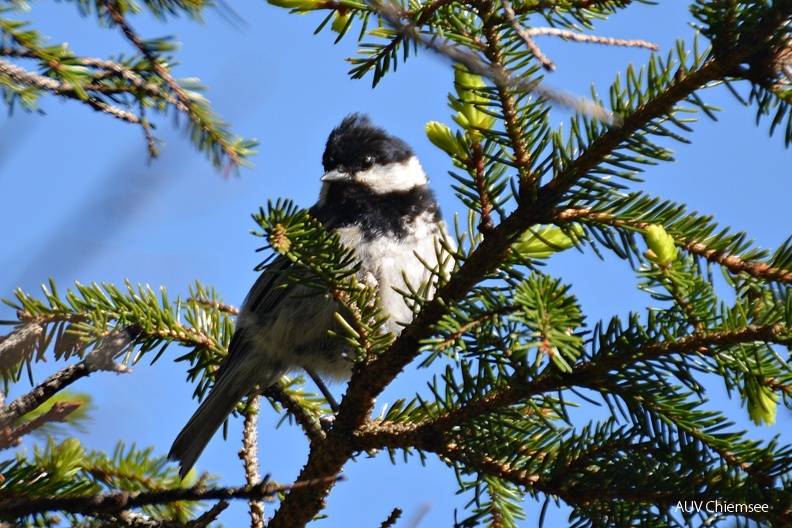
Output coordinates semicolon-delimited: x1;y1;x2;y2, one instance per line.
0;58;142;123
351;324;791;464
541;3;792;205
350;0;458;82
99;0;247;170
479;1;536;190
436;441;790;526
558;207;792;283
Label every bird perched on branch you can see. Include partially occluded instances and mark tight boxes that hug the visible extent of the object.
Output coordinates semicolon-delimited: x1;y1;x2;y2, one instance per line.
169;114;454;477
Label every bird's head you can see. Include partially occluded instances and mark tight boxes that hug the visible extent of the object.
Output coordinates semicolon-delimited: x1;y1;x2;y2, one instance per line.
320;114;428;194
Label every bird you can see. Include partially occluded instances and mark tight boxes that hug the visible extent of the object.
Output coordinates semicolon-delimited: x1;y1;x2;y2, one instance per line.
168;114;454;478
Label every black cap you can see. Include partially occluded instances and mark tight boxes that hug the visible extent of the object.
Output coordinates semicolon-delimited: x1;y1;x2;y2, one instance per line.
322;114;414;173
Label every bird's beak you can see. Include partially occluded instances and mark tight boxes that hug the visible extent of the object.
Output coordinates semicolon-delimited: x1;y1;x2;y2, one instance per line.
320;169;350;182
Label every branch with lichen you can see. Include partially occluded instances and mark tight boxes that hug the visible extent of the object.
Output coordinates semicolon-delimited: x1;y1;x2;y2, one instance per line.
0;475;340;519
240;396;265;528
0;326;136;428
0;58;143;123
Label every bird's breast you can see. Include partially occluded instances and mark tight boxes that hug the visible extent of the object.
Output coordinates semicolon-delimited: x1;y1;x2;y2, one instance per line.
336;211;447;333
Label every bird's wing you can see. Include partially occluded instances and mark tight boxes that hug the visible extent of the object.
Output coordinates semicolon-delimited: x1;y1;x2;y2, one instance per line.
243;255;295;316
219;204;338;379
217;255;294;379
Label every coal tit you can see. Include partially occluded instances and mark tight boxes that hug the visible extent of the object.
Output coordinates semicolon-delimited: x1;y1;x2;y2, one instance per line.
169;114;454;477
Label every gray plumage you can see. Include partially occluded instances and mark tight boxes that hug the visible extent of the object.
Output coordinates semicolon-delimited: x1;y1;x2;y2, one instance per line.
169;114;453;478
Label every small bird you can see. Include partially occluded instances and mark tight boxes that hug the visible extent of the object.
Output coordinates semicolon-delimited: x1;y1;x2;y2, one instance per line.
169;114;453;477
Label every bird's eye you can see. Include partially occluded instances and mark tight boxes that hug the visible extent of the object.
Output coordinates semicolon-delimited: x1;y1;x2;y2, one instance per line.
361;155;375;170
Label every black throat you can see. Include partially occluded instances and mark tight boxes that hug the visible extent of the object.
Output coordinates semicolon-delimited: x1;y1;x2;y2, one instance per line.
312;183;441;240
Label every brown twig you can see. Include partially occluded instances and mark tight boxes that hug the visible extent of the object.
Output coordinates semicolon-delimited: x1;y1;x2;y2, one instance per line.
380;507;403;528
186;297;240;315
527;27;659;51
97;501;228;528
470;141;496;232
0;401;82;451
501;0;555;71
500;1;659;73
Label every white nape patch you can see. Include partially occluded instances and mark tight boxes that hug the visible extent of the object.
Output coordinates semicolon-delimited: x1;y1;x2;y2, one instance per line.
356;156;428;194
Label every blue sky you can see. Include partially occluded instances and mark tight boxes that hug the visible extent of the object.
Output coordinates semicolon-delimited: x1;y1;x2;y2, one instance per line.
1;1;790;526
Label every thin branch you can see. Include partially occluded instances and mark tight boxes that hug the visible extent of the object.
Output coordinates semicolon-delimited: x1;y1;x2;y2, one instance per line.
500;1;659;73
501;0;555;71
0;326;136;427
83;96;143;123
186;298;240;315
470;139;496;232
186;501;230;528
0;475;341;519
263;384;326;446
239;396;265;528
373;1;616;124
527;27;659;51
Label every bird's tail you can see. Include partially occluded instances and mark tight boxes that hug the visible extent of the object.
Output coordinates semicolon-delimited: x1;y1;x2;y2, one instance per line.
169;366;276;479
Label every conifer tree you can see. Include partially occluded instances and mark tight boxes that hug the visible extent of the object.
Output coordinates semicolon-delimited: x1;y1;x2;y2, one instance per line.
2;1;792;527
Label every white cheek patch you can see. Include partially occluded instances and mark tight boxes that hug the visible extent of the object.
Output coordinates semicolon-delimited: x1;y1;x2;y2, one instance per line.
356;156;428;194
